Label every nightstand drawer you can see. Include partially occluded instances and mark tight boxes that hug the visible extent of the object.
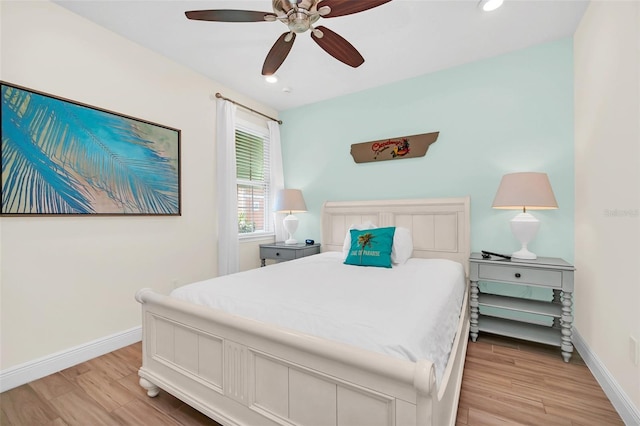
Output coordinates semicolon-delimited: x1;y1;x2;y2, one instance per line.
260;247;297;261
478;264;562;288
296;247;321;258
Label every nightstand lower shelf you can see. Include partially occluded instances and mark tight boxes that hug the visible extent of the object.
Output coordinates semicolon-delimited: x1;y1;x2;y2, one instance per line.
479;293;562;318
479;315;561;347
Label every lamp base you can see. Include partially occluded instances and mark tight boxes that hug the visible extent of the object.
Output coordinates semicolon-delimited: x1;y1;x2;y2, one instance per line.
283;214;299;246
510;212;540;260
512;247;537;260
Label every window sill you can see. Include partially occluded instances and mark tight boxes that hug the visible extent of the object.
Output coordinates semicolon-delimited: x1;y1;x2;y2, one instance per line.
239;232;275;243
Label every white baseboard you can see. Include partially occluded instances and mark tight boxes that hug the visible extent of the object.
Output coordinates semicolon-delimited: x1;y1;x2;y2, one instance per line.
573;328;640;426
0;326;141;393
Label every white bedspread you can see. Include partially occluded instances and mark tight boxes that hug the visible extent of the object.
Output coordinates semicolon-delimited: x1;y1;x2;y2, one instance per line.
171;251;466;384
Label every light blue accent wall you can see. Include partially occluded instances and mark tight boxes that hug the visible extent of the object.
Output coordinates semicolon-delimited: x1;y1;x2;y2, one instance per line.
280;38;574;262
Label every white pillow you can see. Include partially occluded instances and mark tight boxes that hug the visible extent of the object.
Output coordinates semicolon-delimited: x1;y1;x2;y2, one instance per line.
342;222;377;260
391;227;413;265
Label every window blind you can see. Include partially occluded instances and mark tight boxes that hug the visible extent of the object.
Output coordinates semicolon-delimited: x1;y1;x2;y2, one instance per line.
235;123;271;234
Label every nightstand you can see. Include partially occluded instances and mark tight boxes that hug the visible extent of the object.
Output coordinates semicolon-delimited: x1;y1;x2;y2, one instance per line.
469;252;575;362
259;242;321;267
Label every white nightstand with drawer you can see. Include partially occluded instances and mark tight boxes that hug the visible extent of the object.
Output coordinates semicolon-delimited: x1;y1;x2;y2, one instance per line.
469;252;575;362
259;242;321;267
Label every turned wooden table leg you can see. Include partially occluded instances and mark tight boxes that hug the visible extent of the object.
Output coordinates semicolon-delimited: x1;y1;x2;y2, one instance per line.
561;291;574;362
470;280;479;342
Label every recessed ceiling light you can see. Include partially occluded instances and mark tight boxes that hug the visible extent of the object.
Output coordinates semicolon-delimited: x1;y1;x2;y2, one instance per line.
479;0;504;12
265;75;278;84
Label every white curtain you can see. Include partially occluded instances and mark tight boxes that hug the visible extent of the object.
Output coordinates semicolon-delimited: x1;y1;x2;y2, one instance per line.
268;121;286;242
216;99;239;275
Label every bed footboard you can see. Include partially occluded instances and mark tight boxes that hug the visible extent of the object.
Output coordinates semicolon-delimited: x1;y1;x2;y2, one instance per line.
136;288;469;426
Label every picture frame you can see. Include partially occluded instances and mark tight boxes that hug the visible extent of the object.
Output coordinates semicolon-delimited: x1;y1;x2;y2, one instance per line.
1;81;181;216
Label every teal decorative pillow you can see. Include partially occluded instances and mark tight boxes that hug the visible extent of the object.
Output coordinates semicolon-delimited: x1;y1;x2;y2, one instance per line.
344;227;395;268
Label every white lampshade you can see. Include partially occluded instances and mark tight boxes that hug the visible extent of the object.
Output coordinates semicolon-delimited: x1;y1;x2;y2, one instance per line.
274;189;307;245
274;189;307;214
492;172;558;260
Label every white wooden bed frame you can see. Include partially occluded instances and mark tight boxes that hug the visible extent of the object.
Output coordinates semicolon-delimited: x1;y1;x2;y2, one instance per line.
136;196;470;426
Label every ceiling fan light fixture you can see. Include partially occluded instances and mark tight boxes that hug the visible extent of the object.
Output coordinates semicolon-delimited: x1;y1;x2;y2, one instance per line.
265;74;279;83
289;12;312;32
479;0;504;12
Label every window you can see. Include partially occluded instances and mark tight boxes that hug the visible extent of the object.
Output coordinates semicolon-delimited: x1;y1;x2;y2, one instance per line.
235;120;271;236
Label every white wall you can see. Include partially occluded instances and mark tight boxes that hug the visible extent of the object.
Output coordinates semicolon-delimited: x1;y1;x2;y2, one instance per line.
239;236;275;271
0;0;277;371
574;0;640;415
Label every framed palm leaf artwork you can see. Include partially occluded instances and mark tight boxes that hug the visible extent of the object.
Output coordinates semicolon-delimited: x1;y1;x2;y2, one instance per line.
1;82;180;215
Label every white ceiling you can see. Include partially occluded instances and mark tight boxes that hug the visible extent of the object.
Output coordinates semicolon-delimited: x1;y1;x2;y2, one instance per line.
52;0;589;112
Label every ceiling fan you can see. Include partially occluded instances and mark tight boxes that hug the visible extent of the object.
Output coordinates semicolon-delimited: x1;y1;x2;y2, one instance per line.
185;0;393;76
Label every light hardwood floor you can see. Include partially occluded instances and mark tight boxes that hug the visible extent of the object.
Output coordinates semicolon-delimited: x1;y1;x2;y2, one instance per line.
1;335;624;426
457;335;624;426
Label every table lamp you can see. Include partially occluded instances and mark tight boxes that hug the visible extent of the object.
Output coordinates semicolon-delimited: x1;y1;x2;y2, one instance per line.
492;172;558;260
274;189;307;245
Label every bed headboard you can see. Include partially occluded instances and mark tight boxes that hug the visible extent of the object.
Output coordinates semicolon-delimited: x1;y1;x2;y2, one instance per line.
321;196;471;276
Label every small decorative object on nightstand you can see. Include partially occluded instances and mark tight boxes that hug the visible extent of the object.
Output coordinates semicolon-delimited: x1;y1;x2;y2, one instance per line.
469;252;575;362
259;242;320;267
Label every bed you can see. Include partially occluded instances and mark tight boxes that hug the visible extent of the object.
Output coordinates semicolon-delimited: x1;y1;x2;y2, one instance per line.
136;196;471;426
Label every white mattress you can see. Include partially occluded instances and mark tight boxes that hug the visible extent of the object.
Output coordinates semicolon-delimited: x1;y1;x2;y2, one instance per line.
171;251;466;384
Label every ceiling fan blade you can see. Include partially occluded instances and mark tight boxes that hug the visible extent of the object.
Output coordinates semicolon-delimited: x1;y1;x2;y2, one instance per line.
262;32;297;75
318;0;392;18
185;9;276;22
311;26;364;68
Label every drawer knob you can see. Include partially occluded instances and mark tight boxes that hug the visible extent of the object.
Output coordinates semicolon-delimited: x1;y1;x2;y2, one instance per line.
276;252;280;256
515;273;521;278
